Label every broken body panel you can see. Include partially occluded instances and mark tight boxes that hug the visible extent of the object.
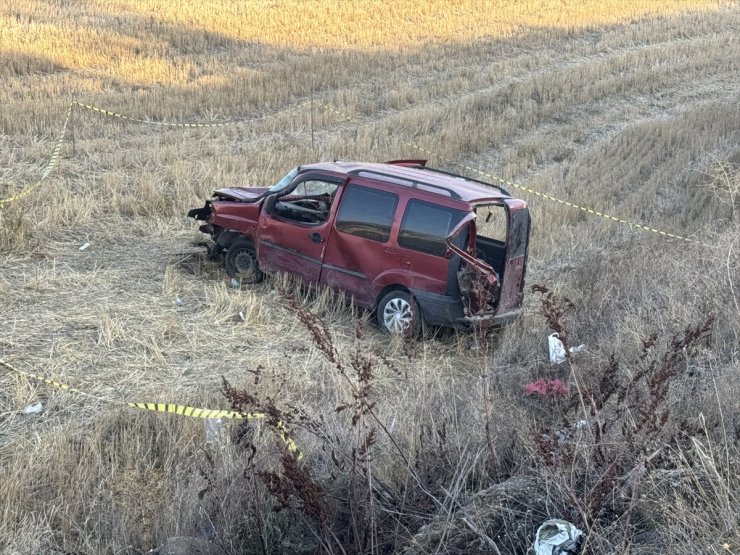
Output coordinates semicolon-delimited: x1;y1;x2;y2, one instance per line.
188;161;530;331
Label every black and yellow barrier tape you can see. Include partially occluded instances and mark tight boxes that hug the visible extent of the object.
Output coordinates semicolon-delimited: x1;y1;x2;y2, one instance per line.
1;96;705;247
0;99;308;208
318;102;704;246
403;140;700;243
1;358;302;459
72;100;310;128
0;104;73;207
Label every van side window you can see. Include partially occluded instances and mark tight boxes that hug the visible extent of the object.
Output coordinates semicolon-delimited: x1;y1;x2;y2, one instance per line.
399;200;465;256
335;185;398;243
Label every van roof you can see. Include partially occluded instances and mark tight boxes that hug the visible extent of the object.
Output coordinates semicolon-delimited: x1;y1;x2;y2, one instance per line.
300;161;512;204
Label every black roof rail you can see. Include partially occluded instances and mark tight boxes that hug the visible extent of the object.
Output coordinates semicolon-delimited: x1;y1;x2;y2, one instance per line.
347;168;462;199
385;159;427;167
420;166;511;197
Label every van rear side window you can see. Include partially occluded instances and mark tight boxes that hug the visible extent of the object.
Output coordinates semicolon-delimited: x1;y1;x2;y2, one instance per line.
336;184;398;243
398;200;464;256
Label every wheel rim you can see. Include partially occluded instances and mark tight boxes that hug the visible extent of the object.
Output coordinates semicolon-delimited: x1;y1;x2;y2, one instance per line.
383;298;414;333
233;250;256;279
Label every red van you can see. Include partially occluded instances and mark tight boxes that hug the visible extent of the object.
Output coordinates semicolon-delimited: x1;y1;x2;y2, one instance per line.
188;160;530;334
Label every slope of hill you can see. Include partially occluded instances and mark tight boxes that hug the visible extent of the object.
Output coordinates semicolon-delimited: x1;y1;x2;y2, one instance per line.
1;1;738;553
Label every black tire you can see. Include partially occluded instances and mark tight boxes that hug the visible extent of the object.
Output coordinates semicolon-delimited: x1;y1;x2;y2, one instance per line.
225;238;264;284
376;290;422;336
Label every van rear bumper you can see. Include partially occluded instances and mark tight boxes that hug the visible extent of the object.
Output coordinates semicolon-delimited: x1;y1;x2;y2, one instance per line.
488;309;521;325
410;289;465;327
411;289;521;328
457;308;521;326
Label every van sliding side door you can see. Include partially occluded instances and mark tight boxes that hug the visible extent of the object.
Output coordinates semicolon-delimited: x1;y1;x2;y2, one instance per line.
320;180;401;308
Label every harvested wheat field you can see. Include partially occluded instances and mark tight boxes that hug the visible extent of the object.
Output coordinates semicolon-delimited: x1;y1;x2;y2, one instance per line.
1;1;739;553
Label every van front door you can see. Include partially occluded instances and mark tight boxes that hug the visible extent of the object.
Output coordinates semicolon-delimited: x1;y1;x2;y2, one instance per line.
257;176;341;283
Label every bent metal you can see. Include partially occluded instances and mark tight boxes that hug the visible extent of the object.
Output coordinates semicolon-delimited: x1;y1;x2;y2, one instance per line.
188;160;530;335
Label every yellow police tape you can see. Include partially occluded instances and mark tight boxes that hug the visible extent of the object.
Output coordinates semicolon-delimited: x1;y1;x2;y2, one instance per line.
0;99;309;208
72;100;310;128
0;358;302;459
318;102;703;245
0;104;73;208
1;96;703;247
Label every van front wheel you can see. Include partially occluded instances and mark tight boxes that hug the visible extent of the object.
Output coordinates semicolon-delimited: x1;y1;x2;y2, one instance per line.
377;290;422;336
225;238;264;284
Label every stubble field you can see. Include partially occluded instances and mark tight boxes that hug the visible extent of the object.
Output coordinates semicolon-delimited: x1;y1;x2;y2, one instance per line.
1;1;739;553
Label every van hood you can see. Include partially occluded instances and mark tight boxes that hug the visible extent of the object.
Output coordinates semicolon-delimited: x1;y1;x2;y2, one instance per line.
213;187;270;202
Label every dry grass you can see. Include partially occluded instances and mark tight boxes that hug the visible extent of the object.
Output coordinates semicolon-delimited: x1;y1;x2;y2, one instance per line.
1;1;740;553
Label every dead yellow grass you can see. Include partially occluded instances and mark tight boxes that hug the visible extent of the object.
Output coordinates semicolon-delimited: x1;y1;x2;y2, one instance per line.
0;0;726;92
76;0;728;49
1;0;739;553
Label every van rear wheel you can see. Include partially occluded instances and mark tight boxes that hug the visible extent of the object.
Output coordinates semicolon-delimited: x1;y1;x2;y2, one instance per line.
225;238;264;284
377;290;422;336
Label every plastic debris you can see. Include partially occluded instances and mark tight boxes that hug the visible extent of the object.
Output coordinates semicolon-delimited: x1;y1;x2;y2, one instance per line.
548;333;585;365
550;419;589;446
21;402;44;415
79;242;90;251
230;278;240;289
238;311;245;321
205;418;225;446
174;297;185;306
529;519;583;555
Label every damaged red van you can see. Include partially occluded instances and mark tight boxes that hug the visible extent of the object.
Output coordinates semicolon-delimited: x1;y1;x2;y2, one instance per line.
188;160;530;334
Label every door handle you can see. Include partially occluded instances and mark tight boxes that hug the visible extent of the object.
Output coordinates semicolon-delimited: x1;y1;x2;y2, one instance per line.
309;232;323;244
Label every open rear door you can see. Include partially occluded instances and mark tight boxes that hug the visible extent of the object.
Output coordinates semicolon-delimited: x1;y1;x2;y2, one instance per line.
495;199;530;318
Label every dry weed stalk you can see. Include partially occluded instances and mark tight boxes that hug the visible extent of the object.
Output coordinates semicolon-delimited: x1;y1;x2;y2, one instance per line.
275;291;471;552
529;284;720;550
283;291;393;553
702;160;740;221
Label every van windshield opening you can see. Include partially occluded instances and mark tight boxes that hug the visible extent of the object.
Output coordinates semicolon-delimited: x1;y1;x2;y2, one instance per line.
268;167;300;194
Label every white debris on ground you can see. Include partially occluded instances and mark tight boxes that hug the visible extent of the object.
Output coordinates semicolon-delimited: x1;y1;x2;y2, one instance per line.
78;242;90;251
529;519;583;555
548;333;585;365
21;402;44;415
